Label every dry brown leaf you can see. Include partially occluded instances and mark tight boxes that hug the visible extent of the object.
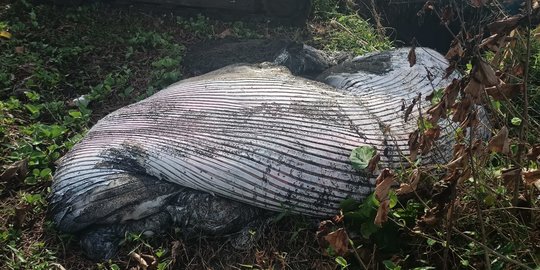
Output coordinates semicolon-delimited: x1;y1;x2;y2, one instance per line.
446;155;465;170
375;169;395;201
480;34;503;52
443;78;461;107
485;83;522;100
458;168;472;185
140;254;157;269
408;130;420;161
13;204;30;229
424;126;441;140
502;167;522;190
451;98;472;123
323;228;349;256
513;64;524;76
487;126;510;154
404;96;418;122
445;40;464;60
218;28;233;39
396;168;421;195
333;212;345;224
426;102;445;124
408;46;416;67
475;60;499;87
487;15;523;35
367;153;381;173
526;144;540;161
523;170;540;185
419;209;439;226
14;46;24;54
0;158;28;182
441;5;454;24
170;240;181;264
130;252;149;270
422;1;435;12
374;199;390;227
464;78;485;102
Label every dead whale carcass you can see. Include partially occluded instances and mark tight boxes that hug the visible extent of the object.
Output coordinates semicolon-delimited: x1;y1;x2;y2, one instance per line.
49;47;453;259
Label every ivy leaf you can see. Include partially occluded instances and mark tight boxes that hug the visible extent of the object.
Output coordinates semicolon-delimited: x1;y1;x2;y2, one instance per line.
511;117;522;126
350;146;376;171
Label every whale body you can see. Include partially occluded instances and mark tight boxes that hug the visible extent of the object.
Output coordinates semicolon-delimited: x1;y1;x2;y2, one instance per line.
49;47;453;259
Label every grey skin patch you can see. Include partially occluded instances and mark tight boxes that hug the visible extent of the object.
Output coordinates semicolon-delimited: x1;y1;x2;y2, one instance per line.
56;172;181;233
318;51;393;78
80;187;269;261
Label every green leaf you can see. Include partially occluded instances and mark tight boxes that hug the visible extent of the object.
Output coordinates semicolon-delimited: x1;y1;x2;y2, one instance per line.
335;256;348;267
349;146;376;170
340;198;360;212
383;260;401;270
69;110;82;119
360;221;379;239
388;190;398;208
24;91;40;101
40;168;52;178
25;104;41;118
426;238;436;246
511;117;522;126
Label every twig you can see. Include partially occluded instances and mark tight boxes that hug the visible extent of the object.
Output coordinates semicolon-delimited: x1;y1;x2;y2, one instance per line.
514;0;533;206
344;230;368;270
466;112;491;270
453;228;535;270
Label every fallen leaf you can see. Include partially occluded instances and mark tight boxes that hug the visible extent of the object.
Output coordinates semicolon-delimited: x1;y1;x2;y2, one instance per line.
324;228;349;256
0;30;12;39
396;168;421;195
522;170;540;185
51;263;67;270
129;252;149;270
13;204;30;229
487;126;510;154
0;158;28;182
408;46;417;67
526;144;540;161
502;167;522;190
485;83;522;100
14;46;24;54
375;168;395;201
217;28;233;38
374;199;390;226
